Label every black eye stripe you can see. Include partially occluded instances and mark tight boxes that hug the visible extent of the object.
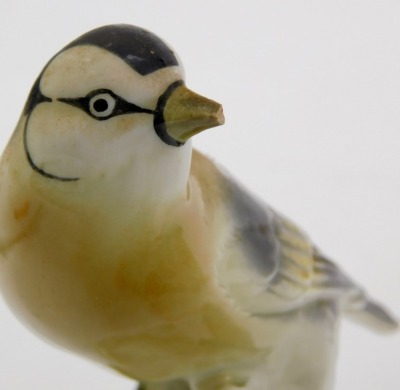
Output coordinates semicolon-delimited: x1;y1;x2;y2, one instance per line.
58;89;154;120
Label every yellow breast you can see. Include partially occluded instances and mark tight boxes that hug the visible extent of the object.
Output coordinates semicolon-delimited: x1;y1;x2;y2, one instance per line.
0;130;260;381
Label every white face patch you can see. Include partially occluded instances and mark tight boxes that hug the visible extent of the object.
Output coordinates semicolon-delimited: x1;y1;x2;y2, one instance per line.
25;102;145;180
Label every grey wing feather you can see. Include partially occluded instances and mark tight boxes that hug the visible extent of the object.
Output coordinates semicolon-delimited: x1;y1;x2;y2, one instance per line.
222;174;398;333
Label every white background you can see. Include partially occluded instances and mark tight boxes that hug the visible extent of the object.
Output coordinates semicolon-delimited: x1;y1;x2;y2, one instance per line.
1;1;400;389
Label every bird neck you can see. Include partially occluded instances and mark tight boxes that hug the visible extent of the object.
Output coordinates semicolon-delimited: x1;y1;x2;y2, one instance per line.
95;139;193;216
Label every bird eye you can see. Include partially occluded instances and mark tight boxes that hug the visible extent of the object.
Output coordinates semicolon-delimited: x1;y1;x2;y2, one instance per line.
58;89;154;121
89;93;116;118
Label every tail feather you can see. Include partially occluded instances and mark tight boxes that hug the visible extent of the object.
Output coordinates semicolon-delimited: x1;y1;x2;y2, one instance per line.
313;250;398;334
346;298;399;334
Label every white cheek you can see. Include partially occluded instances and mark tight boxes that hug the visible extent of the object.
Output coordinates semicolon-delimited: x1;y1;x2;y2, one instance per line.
24;101;192;205
25;102;119;179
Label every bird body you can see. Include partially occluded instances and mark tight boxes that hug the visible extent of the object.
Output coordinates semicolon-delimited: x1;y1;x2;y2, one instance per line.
0;139;337;389
0;25;397;390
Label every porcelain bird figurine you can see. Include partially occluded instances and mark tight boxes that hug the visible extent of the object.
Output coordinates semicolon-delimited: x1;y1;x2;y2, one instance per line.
0;24;397;390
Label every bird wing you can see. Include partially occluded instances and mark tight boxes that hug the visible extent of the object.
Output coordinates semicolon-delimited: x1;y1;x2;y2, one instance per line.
219;172;398;333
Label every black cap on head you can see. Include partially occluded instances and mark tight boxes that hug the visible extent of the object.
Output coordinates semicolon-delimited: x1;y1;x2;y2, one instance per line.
64;24;179;76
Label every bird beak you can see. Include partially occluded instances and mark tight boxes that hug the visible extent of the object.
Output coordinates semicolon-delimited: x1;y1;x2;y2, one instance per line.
154;81;225;144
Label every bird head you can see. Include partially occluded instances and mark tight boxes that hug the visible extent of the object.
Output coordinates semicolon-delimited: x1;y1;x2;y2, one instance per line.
20;24;224;206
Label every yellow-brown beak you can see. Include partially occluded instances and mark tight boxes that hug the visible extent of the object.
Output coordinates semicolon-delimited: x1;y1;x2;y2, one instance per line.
154;81;225;146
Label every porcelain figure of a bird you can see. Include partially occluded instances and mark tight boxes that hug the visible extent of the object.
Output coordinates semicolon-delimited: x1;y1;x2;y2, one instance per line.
0;25;397;390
